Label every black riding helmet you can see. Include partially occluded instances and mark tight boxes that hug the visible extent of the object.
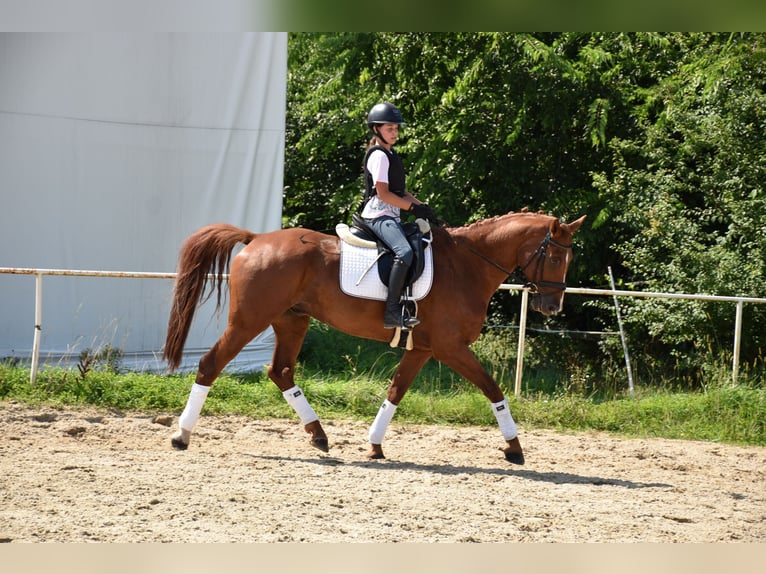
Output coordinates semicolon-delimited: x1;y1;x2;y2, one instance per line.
367;102;405;128
367;102;405;145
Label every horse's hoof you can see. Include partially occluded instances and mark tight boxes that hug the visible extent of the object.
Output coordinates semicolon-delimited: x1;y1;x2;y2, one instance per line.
504;451;525;465
171;436;188;451
366;444;385;459
310;437;330;453
171;428;191;451
502;437;525;465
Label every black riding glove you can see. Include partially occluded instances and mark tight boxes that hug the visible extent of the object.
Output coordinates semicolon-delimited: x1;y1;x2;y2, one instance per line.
409;203;438;223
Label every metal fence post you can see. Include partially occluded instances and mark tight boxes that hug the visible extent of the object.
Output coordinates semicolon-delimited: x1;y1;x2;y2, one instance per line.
608;267;635;397
30;273;43;386
514;289;529;397
732;299;743;384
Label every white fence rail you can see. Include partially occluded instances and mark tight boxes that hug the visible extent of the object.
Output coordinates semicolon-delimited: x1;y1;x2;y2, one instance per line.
1;267;181;385
2;267;766;393
498;283;766;396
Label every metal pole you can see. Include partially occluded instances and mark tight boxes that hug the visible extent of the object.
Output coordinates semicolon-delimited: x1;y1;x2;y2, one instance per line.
608;267;634;398
30;273;43;386
514;289;529;397
732;299;743;384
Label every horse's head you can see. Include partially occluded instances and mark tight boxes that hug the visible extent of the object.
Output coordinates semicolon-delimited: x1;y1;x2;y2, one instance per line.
520;215;586;316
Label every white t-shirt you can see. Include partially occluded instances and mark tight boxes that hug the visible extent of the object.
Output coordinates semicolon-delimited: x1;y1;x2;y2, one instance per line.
361;148;401;220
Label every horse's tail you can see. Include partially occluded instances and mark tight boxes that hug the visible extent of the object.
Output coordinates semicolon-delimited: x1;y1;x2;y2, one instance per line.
163;223;256;371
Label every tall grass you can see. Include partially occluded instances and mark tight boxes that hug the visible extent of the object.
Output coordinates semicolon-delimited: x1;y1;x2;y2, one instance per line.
1;322;763;446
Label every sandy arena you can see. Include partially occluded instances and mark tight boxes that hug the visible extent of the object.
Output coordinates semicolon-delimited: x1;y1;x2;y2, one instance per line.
0;400;764;543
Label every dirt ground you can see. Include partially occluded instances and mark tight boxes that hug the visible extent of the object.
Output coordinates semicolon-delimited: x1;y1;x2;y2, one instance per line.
0;400;764;543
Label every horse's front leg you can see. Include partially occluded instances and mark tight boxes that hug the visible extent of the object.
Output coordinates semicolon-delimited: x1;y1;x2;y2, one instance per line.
435;345;525;465
366;349;431;460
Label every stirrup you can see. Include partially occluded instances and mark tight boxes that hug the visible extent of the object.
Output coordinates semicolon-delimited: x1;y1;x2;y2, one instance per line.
384;317;420;330
383;305;420;330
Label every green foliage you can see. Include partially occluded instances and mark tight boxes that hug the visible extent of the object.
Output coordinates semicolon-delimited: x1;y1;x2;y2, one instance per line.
514;383;765;445
1;354;763;445
592;33;766;375
285;33;766;385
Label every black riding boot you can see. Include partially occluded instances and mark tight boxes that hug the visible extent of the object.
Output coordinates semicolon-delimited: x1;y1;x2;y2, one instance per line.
383;259;421;329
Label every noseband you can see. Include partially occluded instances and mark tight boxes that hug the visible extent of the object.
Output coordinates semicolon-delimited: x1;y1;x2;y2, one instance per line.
519;231;573;294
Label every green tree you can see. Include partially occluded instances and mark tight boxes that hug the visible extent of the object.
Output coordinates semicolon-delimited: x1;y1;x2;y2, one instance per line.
592;33;766;376
284;33;766;385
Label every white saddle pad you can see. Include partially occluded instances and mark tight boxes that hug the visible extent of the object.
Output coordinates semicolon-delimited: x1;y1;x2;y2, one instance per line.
339;241;433;301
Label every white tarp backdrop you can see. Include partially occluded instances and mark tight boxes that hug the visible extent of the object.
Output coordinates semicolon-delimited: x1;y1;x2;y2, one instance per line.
0;33;286;372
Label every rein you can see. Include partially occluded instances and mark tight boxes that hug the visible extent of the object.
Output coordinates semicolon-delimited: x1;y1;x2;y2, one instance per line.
458;230;573;294
457;238;516;277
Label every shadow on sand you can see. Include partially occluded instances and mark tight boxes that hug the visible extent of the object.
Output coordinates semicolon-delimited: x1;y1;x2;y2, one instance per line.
244;453;672;490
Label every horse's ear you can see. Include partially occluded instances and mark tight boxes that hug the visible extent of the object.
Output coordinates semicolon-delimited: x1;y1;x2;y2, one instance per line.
562;215;587;235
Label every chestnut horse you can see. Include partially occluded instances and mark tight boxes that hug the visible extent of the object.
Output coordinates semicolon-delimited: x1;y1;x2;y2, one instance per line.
163;211;586;464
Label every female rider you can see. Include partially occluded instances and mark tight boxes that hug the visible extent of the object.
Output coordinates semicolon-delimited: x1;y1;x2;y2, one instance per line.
361;102;437;329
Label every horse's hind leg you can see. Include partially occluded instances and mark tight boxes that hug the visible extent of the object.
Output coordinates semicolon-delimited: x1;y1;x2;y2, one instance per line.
171;325;258;450
366;349;431;460
268;312;329;453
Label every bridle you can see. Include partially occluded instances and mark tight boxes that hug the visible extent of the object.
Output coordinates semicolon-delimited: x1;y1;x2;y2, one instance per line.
457;230;573;294
518;231;573;294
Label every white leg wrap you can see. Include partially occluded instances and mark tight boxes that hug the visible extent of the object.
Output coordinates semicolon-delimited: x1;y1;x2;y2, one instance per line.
178;383;211;431
492;397;518;441
368;399;397;445
282;386;318;425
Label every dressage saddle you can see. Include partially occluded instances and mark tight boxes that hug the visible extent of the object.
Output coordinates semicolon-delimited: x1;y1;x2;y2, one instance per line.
347;213;431;288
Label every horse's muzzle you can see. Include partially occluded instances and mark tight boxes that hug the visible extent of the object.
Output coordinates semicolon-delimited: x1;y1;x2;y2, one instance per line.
530;292;564;316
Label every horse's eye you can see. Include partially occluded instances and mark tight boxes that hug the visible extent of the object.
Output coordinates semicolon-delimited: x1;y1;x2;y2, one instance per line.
550;256;562;265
